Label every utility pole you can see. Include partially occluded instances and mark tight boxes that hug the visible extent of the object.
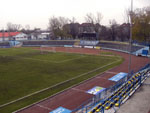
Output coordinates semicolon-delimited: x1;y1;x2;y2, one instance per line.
128;0;133;78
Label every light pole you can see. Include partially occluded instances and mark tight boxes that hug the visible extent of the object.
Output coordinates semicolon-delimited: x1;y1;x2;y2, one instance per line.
128;0;133;78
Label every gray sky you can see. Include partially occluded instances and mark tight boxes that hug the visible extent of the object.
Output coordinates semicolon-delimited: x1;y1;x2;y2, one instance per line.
0;0;149;29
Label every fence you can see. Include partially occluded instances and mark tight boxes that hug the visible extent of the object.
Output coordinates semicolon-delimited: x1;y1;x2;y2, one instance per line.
72;63;150;113
72;75;127;113
132;40;150;46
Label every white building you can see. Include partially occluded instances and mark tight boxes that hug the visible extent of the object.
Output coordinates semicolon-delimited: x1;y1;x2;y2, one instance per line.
30;32;50;40
0;32;28;41
13;32;28;41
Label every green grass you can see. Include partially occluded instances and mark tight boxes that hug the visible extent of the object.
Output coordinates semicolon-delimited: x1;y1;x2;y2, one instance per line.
100;51;117;56
0;47;124;113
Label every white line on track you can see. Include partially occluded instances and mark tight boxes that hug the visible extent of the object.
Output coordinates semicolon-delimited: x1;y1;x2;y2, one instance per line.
106;71;118;74
36;104;52;110
72;88;86;93
96;76;108;79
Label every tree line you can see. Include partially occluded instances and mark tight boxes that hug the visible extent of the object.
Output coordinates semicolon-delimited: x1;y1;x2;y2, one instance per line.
48;7;150;42
48;14;130;41
1;6;150;43
132;7;150;42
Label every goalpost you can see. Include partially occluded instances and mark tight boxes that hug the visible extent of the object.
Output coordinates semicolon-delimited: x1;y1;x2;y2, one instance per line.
40;45;56;54
40;45;85;55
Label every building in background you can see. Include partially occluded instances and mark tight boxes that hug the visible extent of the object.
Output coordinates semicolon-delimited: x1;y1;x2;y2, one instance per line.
78;23;99;40
0;32;28;41
30;32;50;40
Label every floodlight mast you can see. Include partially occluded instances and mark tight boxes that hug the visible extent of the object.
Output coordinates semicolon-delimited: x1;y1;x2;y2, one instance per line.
128;0;133;78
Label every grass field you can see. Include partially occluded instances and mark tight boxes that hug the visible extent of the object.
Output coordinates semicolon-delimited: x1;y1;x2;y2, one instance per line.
0;47;124;113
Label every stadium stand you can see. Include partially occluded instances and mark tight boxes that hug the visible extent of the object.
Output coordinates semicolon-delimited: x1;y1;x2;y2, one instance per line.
134;47;149;56
97;42;144;53
87;64;150;113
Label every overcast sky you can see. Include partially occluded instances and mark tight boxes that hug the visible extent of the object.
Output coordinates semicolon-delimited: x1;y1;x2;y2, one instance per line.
0;0;149;29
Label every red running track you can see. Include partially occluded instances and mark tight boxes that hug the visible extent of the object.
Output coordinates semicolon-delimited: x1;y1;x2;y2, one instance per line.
15;48;149;113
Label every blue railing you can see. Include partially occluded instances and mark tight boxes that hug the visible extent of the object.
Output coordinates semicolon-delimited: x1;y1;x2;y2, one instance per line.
72;63;150;113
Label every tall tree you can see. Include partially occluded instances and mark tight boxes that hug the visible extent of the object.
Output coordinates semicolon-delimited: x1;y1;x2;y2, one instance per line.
132;6;150;42
95;12;103;25
109;19;118;41
48;16;69;39
84;12;103;25
85;13;95;24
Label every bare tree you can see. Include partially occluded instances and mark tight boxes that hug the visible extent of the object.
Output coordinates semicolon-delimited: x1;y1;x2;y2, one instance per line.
14;24;22;31
69;17;76;23
25;25;30;30
85;12;103;24
48;16;60;30
95;12;103;25
6;22;22;31
109;19;118;41
7;22;13;31
85;13;95;24
48;16;69;39
58;16;69;29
